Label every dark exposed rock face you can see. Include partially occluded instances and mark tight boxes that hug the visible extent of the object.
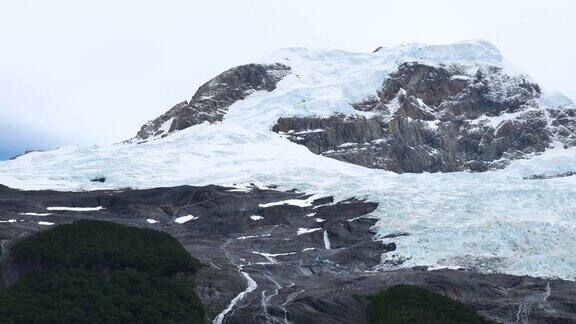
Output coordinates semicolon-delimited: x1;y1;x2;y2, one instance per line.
274;62;576;173
524;170;576;180
273;114;387;155
135;63;291;140
283;269;576;324
1;184;575;323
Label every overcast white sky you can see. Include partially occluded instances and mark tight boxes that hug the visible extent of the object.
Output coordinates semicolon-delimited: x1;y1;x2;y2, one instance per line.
0;0;574;158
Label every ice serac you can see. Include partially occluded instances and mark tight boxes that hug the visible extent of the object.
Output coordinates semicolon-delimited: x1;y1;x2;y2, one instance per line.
274;61;576;172
134;63;291;140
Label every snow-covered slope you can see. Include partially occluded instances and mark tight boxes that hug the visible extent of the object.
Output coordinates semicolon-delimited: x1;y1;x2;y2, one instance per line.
1;40;576;280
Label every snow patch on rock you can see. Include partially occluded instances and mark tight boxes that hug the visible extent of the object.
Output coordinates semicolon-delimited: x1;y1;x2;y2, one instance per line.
297;228;322;235
175;215;198;224
47;206;104;212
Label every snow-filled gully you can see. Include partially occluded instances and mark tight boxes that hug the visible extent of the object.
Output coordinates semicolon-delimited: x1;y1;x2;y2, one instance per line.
0;240;6;262
214;239;261;324
261;275;283;323
323;230;331;249
215;251;285;323
214;224;324;323
515;281;553;322
213;267;257;324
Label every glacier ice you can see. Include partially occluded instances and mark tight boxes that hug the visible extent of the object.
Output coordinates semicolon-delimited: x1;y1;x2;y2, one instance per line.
1;40;575;280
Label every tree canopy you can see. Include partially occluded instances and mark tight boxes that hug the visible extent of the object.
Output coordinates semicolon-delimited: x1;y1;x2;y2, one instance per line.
0;220;204;323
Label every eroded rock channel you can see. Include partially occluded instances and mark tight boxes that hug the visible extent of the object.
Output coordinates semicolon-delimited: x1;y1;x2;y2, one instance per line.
1;184;575;323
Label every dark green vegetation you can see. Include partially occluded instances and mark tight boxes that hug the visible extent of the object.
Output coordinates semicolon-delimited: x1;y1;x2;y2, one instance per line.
10;219;200;276
0;220;204;323
368;285;491;324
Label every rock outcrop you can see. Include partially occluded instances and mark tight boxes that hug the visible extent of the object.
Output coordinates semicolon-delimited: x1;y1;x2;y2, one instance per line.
274;62;576;172
1;185;576;323
134;63;290;140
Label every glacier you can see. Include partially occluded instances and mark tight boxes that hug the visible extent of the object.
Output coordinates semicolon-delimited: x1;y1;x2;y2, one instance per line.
1;40;575;280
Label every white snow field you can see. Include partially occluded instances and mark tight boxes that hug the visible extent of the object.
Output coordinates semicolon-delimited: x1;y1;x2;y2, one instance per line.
46;206;105;212
174;215;199;224
1;40;576;279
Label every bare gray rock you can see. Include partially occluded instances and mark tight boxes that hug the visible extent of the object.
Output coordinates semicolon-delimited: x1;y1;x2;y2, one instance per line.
1;184;575;323
134;63;290;141
274;62;576;173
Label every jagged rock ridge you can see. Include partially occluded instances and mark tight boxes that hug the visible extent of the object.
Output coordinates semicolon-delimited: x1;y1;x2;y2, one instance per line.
134;63;290;140
274;62;576;172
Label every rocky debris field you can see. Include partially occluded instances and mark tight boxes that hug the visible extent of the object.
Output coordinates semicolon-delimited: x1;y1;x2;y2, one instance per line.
1;183;575;323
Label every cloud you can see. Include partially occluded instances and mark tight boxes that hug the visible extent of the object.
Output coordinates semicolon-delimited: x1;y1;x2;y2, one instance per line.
0;116;63;160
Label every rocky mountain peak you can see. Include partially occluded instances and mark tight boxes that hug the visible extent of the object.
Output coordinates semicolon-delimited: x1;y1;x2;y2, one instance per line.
130;42;574;174
274;61;574;173
379;62;541;118
133;63;290;141
2;42;576;298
